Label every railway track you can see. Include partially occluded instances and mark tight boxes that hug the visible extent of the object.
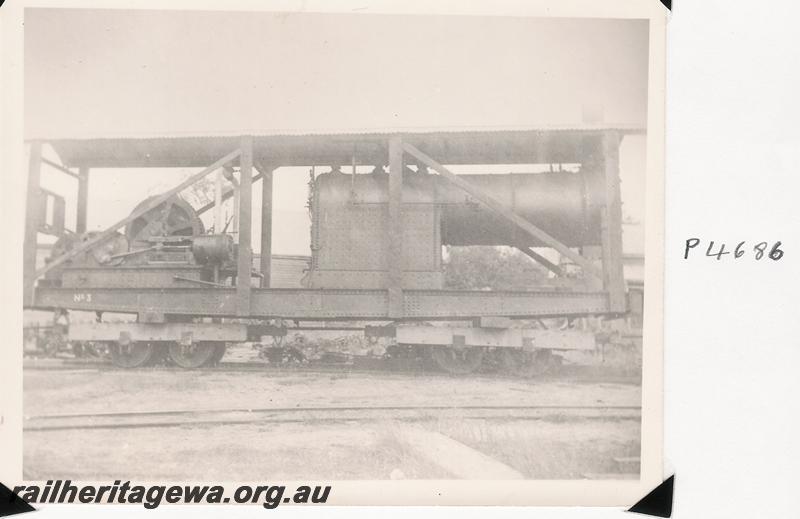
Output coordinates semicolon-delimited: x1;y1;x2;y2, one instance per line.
23;356;641;385
22;358;462;377
24;404;641;432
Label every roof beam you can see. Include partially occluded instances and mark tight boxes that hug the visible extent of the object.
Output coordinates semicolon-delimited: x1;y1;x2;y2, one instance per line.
42;129;642;169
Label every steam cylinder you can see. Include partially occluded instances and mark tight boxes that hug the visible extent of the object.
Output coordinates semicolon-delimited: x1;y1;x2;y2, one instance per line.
192;234;235;264
314;170;605;248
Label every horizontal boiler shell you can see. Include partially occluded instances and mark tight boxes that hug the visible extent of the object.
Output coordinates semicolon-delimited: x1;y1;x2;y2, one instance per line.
314;170;605;247
192;234;235;264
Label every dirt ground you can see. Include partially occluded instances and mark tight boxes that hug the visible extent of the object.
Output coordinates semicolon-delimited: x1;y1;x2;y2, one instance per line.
23;363;641;481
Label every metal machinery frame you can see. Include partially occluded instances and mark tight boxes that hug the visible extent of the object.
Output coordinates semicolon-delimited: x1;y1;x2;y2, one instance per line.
23;129;638;369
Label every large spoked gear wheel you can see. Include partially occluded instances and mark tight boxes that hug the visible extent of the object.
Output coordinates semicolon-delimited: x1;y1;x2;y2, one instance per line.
45;231;128;277
430;346;486;375
125;195;204;245
109;341;159;368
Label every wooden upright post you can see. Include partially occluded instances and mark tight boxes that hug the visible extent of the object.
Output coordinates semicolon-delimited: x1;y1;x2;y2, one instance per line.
76;166;90;233
214;169;223;233
387;136;404;318
258;164;274;288
226;166;240;235
23;142;43;307
600;131;626;313
236;136;253;316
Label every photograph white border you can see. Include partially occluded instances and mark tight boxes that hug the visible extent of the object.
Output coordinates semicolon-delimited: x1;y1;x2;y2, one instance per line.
0;0;667;506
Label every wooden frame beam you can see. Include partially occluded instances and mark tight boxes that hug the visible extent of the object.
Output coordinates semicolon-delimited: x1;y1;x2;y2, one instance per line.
403;142;602;280
213;168;224;232
255;161;274;288
35;286;612;320
514;245;563;276
236;136;254;315
42;157;79;179
387;136;404;317
600;131;626;312
23;142;43;307
36;147;242;278
76;167;89;233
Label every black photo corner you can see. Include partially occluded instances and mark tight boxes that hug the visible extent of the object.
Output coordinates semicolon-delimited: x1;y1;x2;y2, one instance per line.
628;475;675;518
0;483;36;517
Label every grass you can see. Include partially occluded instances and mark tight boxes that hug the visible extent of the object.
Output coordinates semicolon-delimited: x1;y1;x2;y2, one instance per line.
436;417;641;479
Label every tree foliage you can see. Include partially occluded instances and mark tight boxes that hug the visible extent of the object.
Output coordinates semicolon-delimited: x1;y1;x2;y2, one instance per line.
443;246;549;291
180;174;217;208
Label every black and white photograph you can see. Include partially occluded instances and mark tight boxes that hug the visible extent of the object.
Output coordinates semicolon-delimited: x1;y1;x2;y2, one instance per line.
2;0;668;509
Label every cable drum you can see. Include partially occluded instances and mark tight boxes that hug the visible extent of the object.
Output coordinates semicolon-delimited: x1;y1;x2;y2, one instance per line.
124;195;204;245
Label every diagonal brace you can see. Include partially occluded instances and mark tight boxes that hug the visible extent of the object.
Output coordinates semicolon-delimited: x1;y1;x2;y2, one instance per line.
403;142;602;279
514;245;563;276
36;147;242;278
196;171;263;216
42;158;80;179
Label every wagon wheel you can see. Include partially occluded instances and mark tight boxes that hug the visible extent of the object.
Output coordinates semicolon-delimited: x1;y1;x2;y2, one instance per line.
23;328;39;354
147;344;170;366
430;346;485;375
72;341;87;358
76;341;108;358
499;348;558;378
207;343;227;366
42;330;65;357
109;341;158;368
168;341;218;369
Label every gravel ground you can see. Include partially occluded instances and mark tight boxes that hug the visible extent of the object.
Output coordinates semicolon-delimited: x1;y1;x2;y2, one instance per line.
24;364;641;480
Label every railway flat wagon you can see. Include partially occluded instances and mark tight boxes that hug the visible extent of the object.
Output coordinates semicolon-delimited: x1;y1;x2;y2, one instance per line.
23;128;639;374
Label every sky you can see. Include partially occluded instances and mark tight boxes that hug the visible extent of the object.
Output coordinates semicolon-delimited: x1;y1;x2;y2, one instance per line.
25;9;649;255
